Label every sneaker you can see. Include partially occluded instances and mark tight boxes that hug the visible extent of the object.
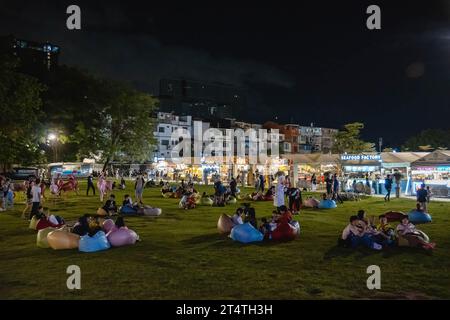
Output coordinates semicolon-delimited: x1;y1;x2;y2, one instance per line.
372;243;383;250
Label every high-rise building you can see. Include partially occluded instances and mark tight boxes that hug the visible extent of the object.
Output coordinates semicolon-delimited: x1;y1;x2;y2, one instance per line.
158;79;246;119
0;35;60;80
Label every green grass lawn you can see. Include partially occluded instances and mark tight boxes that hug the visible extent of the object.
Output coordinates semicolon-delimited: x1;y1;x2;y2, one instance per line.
0;181;449;300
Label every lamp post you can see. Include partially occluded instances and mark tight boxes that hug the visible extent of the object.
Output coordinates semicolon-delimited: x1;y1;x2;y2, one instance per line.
48;133;58;162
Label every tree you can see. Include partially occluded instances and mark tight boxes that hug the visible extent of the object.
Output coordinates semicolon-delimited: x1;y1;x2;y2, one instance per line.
0;56;46;167
71;79;158;169
332;122;375;154
402;129;450;151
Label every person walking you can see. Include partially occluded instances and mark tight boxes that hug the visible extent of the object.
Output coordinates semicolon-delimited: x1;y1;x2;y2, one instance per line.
30;179;42;219
332;174;343;204
86;173;95;196
135;174;145;204
384;174;393;202
259;173;265;193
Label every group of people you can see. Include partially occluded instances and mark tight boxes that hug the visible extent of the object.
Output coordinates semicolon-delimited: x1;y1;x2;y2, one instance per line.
340;209;435;251
231;204;295;240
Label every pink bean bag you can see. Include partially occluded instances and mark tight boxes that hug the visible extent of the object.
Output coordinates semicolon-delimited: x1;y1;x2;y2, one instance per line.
303;198;320;208
102;219;116;233
107;227;138;247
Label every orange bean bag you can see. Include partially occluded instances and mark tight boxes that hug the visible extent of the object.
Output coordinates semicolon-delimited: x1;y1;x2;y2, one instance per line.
97;207;108;216
47;229;80;250
36;227;56;248
217;214;235;234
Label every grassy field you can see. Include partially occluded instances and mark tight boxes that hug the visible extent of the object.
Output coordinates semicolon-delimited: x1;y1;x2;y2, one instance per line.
0;181;449;300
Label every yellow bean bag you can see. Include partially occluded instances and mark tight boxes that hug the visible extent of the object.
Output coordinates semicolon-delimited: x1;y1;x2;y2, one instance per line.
36;227;56;248
29;216;39;230
47;229;80;250
227;197;237;204
162;192;173;198
200;197;213;206
217;214;235;234
97;207;108;216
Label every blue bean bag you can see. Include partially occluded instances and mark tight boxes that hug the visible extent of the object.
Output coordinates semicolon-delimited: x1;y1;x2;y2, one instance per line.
408;210;432;224
230;223;263;243
79;231;111;253
120;205;138;215
318;199;337;209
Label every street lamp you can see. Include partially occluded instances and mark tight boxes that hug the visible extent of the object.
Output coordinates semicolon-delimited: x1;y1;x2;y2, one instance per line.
48;133;58;162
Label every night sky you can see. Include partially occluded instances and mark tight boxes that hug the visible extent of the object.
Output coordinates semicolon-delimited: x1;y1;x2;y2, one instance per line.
1;0;449;147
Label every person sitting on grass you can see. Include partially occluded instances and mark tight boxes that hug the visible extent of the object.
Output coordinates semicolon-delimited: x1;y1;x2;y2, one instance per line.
375;214;396;246
341;215;383;250
277;205;293;224
244;206;257;228
115;216;126;228
102;194;118;215
87;216;102;236
396;216;435;251
122;194;133;207
72;215;90;236
232;208;244;225
259;217;272;240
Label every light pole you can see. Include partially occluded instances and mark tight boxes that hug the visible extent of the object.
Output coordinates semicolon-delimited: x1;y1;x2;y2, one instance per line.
48;133;58;162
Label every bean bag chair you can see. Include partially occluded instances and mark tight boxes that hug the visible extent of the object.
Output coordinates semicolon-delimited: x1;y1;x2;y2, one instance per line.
397;230;430;247
107;227;138;247
217;214;235;234
408;210;432;224
97;207;108;216
230;223;263;244
162;192;173;198
263;195;273;201
102;219;116;233
272;222;298;241
79;231;110;253
318;199;337;209
303;198;320;208
36;227;56;248
36;218;63;231
384;211;407;223
47;229;80;250
120;205;138;215
29;216;39;230
200;197;213;206
142;206;162;216
227;197;237;204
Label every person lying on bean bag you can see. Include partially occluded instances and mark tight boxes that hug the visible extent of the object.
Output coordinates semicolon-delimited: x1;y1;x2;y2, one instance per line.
102;194;118;215
232;208;244;225
396;216;435;251
72;215;90;236
35;206;64;230
340;215;383;250
375;214;396;246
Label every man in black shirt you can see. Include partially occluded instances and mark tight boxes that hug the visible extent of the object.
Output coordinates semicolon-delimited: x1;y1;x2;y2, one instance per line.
87;174;95;196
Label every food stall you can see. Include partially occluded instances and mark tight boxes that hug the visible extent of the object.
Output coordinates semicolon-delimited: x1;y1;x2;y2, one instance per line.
410;150;450;198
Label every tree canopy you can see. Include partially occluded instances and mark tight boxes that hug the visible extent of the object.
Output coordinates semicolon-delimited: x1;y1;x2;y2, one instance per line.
332;122;375;154
402;129;450;151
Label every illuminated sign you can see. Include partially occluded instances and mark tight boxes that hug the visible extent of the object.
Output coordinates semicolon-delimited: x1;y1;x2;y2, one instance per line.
340;154;381;161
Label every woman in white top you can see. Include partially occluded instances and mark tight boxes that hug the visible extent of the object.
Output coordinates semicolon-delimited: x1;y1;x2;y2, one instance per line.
232;208;244;225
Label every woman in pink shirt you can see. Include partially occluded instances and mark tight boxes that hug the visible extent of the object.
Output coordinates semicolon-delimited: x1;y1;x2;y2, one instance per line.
396;216;435;250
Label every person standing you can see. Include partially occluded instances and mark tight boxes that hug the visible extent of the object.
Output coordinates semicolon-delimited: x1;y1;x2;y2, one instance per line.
87;173;95;196
384;174;393;202
230;177;237;197
274;174;286;209
332;174;343;204
416;184;428;212
311;174;317;192
259;173;265;193
325;173;333;198
30;179;42;219
135;174;145;204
